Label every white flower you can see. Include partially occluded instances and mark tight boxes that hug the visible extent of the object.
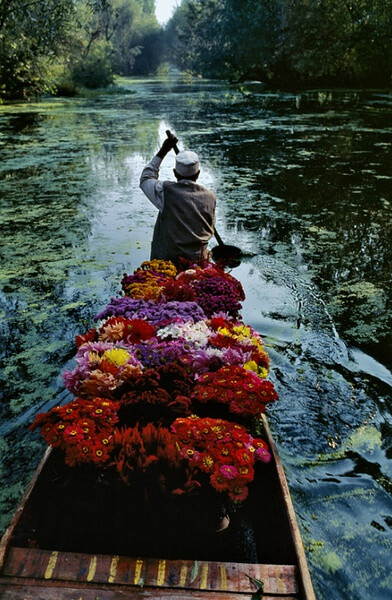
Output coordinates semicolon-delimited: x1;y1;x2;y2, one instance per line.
157;320;213;348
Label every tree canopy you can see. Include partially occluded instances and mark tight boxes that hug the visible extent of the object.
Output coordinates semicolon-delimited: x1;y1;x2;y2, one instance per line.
0;0;162;99
166;0;392;87
0;0;390;99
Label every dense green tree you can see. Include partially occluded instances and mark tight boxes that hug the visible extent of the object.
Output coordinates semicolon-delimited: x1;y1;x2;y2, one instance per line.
166;0;392;86
60;0;116;90
0;0;75;99
282;0;392;85
0;0;162;99
1;0;390;98
219;0;285;81
166;0;225;77
109;0;161;76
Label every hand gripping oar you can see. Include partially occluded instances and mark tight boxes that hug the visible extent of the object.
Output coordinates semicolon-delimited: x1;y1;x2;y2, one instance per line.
165;130;243;267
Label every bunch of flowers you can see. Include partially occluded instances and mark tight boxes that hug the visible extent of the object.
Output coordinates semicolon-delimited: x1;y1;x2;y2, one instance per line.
95;298;206;327
137;259;177;278
132;337;193;369
118;364;194;426
209;316;270;378
33;258;278;509
161;279;196;302
192;365;278;418
99;317;156;344
121;270;166;301
95;298;158;322
121;260;177;300
63;341;142;399
113;423;184;493
157;320;212;348
30;397;119;467
191;278;243;318
175;265;245;318
171;416;271;501
142;301;206;327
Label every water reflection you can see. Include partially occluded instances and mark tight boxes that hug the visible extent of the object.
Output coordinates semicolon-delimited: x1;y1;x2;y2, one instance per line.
0;78;391;599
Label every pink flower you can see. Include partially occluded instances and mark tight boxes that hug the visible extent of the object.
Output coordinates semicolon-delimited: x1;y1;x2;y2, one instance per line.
255;447;271;462
219;464;239;480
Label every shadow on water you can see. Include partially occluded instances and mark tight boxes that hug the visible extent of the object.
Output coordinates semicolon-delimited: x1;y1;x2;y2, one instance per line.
0;77;391;599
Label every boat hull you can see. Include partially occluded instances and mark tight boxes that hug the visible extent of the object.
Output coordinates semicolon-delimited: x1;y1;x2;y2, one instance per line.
0;416;315;599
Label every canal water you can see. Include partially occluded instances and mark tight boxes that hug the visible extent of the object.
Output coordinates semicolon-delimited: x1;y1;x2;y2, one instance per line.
0;76;391;598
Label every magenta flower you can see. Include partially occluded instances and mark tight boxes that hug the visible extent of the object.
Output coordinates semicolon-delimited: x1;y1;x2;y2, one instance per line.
255;447;271;462
219;464;239;480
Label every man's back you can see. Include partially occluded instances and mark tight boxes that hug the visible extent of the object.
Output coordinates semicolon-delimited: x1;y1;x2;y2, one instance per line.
151;180;216;263
140;138;216;265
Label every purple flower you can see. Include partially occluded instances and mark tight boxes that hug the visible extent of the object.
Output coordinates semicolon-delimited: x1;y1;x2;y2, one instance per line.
191;349;224;373
132;338;193;368
192;278;243;318
95;298;157;321
221;347;251;366
95;298;206;327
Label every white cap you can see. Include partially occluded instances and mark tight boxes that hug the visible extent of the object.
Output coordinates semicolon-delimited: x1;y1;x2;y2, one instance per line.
175;150;200;177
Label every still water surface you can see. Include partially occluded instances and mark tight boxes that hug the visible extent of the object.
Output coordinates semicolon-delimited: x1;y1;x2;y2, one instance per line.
0;77;391;599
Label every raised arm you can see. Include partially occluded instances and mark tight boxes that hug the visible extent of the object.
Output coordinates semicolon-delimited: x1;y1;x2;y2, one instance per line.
139;137;178;211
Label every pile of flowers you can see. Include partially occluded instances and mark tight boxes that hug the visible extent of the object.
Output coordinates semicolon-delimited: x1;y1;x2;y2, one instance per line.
118;364;193;426
192;365;279;418
113;423;182;490
95;298;207;327
62;341;142;399
31;259;279;504
121;259;177;300
171;416;271;501
121;261;245;319
208;316;270;378
30;397;119;466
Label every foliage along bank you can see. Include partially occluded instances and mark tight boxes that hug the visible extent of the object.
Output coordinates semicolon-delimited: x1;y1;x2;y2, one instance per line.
165;0;392;88
1;0;390;101
0;0;162;100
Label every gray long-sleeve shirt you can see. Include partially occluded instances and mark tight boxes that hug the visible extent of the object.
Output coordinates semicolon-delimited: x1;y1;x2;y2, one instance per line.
140;156;216;263
139;156;165;211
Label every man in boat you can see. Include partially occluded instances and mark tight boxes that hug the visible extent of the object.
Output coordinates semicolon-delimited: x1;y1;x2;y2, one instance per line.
140;136;216;265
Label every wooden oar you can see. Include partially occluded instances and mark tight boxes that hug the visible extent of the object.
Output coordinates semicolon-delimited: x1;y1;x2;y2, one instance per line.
165;130;243;267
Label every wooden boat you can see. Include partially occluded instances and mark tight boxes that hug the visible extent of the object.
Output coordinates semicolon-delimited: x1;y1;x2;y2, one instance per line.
0;415;315;599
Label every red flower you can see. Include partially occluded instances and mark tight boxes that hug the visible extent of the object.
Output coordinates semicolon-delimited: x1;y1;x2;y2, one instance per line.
209;316;233;331
99;360;120;375
210;472;228;492
162;280;196;302
171;416;270;501
30;397;119;467
113;424;182;487
75;328;98;348
124;319;156;343
192;366;278;418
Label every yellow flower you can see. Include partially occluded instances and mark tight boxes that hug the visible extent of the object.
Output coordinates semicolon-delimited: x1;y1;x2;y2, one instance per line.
243;360;258;373
243;361;269;379
217;327;231;337
233;325;251;338
251;337;265;351
257;367;269;379
139;259;177;277
125;280;162;300
102;348;130;366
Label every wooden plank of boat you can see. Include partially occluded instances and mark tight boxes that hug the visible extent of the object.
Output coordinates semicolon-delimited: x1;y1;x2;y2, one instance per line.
0;416;315;599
